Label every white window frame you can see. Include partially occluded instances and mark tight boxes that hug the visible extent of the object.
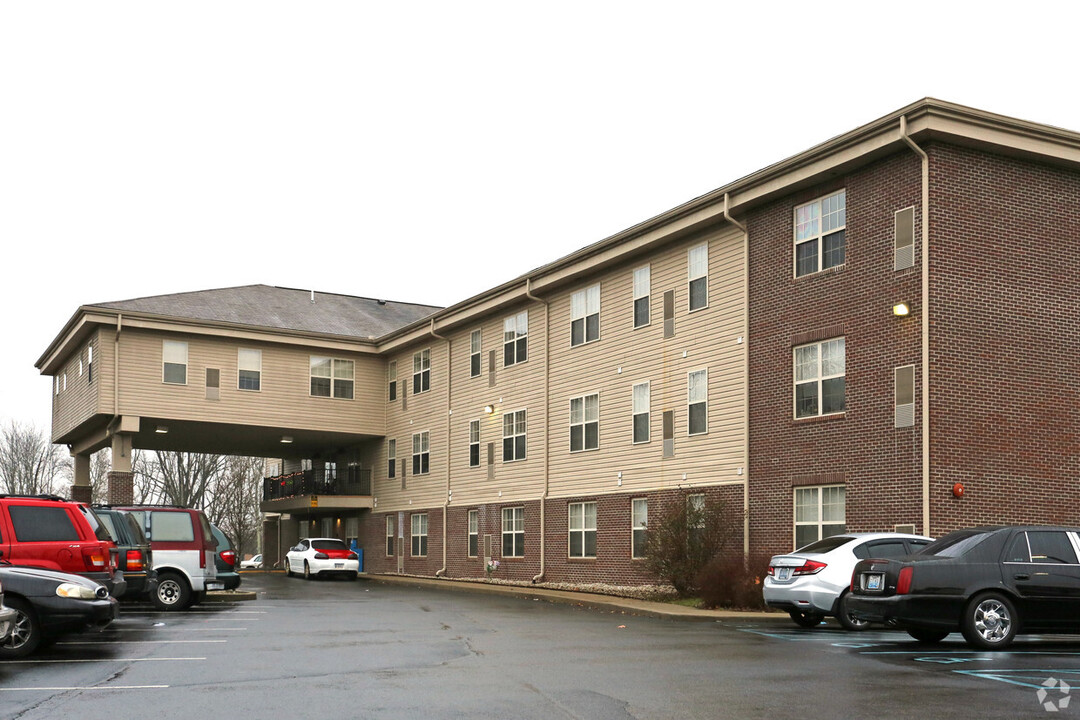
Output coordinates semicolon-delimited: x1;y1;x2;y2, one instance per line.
632;382;650;444
385;516;394;556
631;498;647;559
345;517;359;547
62;373;67;392
388;361;397;402
502;409;527;463
568;501;597;558
411;513;428;557
794;190;846;277
238;348;262;391
79;359;83;377
503;311;528;367
387;439;396;479
413;348;431;395
633;265;650;329
570;284;601;347
569;393;600;453
469;420;480;468
162;340;188;385
310;356;354;399
502;506;524;558
688;243;709;312
467;509;479;557
794;485;846;549
470;329;482;379
687;369;708;435
412;431;430;476
87;344;93;384
793;338;846;419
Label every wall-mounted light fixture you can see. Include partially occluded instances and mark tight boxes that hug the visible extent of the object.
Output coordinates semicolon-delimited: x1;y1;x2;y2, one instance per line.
483;404;495;415
892;302;911;317
280;436;293;444
155;425;169;434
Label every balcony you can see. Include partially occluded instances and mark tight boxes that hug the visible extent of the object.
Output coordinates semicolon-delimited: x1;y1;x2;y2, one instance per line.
260;467;373;515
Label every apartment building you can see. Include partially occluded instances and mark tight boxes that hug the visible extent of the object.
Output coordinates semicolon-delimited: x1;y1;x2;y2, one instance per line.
37;98;1080;586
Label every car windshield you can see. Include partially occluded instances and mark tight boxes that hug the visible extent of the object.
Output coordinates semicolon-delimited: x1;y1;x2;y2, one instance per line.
794;536;854;554
920;530;992;558
311;540;348;551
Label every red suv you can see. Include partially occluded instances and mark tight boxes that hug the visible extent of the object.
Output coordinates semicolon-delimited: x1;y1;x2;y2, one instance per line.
0;495;125;598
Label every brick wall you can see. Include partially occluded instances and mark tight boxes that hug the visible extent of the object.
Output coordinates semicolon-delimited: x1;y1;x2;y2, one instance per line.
748;149;925;558
927;143;1080;533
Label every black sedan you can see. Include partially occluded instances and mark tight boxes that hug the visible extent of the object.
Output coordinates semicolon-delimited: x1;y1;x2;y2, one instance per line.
848;525;1080;649
0;565;119;658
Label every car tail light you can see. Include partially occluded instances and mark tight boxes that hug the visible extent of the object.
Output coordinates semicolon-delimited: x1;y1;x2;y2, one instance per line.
125;550;144;572
792;560;827;576
314;552;329;559
767;565;775;576
220;549;237;567
896;566;914;595
82;548;107;570
348;552;358;561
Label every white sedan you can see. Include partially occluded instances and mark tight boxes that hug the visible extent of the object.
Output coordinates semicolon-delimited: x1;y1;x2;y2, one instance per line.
284;538;358;580
239;554;262;569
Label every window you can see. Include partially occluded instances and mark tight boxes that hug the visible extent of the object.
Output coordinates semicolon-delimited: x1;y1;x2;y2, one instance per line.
632;382;650;444
794;486;845;549
9;506;79;542
411;513;428;557
571;284;600;346
345;517;358;549
795;190;846;277
163;340;188;384
310;357;354;399
688;243;708;311
79;360;83;376
387;439;396;479
87;344;93;383
632;498;647;559
386;516;394;556
633;266;650;328
503;311;528;366
413;349;431;394
412;431;430;475
502;410;526;462
388;361;397;402
568;502;597;558
502;507;524;557
63;373;67;392
468;509;479;557
569;393;599;452
1027;531;1078;564
238;348;261;391
794;338;846;418
688;369;708;435
470;330;482;378
469;420;480;468
687;493;705;546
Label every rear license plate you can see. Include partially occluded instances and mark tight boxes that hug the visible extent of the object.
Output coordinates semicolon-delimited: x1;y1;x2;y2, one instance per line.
335;563;344;569
865;573;883;591
777;568;792;581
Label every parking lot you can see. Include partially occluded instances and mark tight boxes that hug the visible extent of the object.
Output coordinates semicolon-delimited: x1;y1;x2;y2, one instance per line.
2;573;1079;718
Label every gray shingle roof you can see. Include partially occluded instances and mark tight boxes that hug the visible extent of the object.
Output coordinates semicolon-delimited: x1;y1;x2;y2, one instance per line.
91;285;441;340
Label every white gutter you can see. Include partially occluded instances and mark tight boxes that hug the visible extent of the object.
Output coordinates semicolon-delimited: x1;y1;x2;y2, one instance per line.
900;116;931;536
525;277;550;584
724;194;751;559
430;318;451;578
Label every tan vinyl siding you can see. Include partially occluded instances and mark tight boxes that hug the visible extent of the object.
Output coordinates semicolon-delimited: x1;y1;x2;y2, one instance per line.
51;331;103;442
115;328;384;435
546;226;746;499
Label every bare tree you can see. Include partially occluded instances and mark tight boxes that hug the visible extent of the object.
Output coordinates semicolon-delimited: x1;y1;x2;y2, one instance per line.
212;456;264;559
90;448;111;504
0;421;70;495
135;451;226;509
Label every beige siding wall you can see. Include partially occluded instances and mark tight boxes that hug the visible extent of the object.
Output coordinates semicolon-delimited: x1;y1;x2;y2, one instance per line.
51;331;103;441
545;226;746;499
114;328;384;435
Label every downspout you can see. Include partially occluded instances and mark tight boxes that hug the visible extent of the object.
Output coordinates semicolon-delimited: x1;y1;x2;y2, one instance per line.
430;318;451;578
525;277;550;583
899;116;931;537
724;194;751;559
109;313;123;431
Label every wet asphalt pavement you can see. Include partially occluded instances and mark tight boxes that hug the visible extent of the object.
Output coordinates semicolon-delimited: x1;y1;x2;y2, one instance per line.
1;572;1078;718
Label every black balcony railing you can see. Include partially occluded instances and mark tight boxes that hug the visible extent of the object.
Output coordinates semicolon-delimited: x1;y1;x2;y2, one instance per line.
262;467;372;502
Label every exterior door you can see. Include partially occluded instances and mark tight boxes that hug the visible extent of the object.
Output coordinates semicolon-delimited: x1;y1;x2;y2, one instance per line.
1006;530;1080;627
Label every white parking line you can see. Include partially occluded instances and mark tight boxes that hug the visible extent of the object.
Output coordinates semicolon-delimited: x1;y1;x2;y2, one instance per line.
110;627;247;632
56;639;226;645
0;685;169;691
3;657;205;664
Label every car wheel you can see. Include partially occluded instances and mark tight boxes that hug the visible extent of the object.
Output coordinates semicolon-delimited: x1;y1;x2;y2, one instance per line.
961;592;1018;650
152;572;192;611
304;562;313;580
284;558;292;577
0;598;42;659
908;628;950;643
789;610;824;628
836;592;871;631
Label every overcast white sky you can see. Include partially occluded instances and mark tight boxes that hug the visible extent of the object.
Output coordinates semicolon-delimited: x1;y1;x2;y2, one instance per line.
1;2;1076;434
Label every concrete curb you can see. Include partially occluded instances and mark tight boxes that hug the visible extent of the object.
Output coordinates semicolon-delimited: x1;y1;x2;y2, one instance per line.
357;573;783;623
205;590;257;602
